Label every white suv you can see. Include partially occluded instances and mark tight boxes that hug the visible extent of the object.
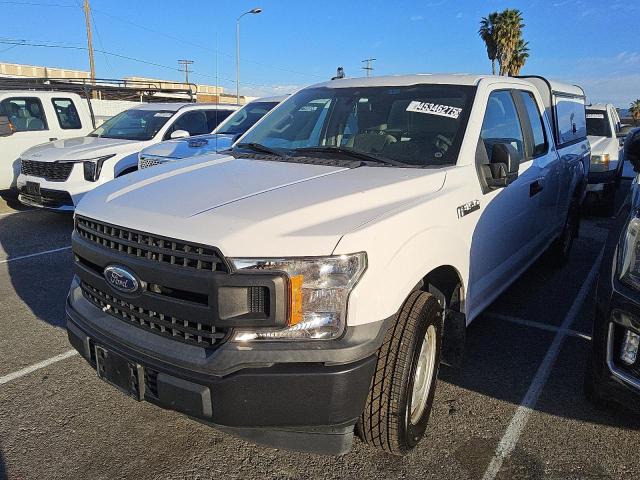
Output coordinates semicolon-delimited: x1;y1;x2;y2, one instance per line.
66;74;588;455
16;103;237;211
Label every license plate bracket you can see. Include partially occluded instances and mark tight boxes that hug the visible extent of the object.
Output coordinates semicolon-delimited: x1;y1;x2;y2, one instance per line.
95;346;145;401
25;181;41;197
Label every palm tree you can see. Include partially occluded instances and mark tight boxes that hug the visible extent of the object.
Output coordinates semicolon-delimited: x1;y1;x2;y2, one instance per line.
631;100;640;124
479;12;499;75
508;39;529;76
494;9;525;76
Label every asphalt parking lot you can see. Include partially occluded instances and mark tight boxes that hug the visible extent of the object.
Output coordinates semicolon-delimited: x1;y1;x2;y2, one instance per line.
0;186;639;480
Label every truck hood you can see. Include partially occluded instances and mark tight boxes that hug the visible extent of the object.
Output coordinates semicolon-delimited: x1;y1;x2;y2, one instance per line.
77;156;447;257
588;135;618;157
140;133;235;160
22;136;142;162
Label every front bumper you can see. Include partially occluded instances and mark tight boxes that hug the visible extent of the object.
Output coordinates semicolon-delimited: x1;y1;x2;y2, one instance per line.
17;186;75;212
66;278;386;454
592;205;640;411
588;162;621;187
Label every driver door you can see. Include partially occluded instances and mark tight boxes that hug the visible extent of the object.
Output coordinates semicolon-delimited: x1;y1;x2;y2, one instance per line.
469;89;543;306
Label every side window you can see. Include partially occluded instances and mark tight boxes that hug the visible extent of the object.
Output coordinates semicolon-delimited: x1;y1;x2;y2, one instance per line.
480;90;525;161
52;98;82;129
205;109;233;132
554;96;586;145
520;91;548;157
0;97;48;132
166;110;209;138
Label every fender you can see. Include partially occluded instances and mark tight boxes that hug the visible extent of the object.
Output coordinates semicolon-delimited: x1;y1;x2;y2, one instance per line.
112;152;140;178
336;225;470;327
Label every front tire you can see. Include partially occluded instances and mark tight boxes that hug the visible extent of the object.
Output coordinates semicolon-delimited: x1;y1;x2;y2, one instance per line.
357;291;442;455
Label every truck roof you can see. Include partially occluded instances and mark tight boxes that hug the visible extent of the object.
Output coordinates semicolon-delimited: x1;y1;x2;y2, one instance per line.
586;103;611;111
253;95;288;103
131;102;239;112
311;74;585;94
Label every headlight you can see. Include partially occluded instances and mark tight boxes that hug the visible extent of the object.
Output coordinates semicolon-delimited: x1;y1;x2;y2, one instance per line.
591;154;610;169
229;253;366;341
618;215;640;290
82;155;114;182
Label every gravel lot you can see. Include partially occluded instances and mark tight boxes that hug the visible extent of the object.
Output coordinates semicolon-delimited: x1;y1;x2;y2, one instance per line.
1;186;639;480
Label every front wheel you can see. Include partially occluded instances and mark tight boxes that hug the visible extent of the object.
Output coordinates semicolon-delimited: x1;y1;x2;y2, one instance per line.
357;290;442;455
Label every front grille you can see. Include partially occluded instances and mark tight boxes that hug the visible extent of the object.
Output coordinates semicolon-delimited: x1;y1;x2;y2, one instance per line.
18;187;73;208
139;155;170;170
21;159;73;181
81;282;227;347
75;216;228;272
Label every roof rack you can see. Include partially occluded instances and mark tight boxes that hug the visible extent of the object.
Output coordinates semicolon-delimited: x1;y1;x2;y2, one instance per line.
0;77;196;102
0;77;197;128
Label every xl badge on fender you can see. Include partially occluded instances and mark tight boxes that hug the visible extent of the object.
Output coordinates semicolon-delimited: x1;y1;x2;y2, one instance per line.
103;265;141;294
457;200;480;218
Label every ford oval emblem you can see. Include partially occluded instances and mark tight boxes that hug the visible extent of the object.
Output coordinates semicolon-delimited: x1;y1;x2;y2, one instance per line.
104;265;140;294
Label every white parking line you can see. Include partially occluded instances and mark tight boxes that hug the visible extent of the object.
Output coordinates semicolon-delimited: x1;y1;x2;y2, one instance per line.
0;246;71;264
482;247;604;480
0;350;78;386
484;312;592;341
0;209;34;217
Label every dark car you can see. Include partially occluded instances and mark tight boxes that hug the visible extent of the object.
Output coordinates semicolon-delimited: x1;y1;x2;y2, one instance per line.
585;127;640;411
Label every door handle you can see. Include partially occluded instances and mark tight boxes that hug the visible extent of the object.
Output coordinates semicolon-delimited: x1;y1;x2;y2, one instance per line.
530;180;544;197
49;137;58;141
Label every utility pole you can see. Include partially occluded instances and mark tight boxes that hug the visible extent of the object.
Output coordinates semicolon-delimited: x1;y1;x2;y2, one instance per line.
178;59;194;85
361;58;376;78
83;0;96;83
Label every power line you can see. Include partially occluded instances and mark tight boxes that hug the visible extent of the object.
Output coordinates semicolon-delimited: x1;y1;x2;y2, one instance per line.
2;1;324;81
0;1;77;6
0;38;278;89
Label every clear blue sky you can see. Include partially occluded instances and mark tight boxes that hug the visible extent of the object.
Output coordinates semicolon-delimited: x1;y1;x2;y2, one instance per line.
0;0;638;106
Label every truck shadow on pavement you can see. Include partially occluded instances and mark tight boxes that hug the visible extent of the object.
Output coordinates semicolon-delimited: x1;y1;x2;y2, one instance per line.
0;208;74;329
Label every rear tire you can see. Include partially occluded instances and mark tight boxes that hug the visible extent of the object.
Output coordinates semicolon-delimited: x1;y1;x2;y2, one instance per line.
357;291;442;455
550;201;579;265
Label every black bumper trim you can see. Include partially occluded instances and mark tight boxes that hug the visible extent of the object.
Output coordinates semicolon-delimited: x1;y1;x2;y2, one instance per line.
67;314;377;454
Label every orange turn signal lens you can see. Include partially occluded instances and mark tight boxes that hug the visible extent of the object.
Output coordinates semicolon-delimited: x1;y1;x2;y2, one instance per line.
288;275;304;326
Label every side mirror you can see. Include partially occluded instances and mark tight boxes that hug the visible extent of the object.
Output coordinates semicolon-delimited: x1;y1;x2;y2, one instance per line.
170;129;190;140
624;128;640;173
488;142;521;188
0;115;14;137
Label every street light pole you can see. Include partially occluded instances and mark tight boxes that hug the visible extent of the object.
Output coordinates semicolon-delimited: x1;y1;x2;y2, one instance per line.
236;7;262;105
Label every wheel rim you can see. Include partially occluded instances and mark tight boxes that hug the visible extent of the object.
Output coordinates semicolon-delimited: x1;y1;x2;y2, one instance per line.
410;324;437;425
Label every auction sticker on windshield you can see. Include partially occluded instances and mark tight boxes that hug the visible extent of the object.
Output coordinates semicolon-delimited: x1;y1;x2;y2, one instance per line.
406;101;462;119
586;113;605;119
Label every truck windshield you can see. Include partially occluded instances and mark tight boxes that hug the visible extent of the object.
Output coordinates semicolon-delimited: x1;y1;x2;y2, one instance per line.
216;101;279;135
586;110;612;137
234;85;475;167
89;109;174;141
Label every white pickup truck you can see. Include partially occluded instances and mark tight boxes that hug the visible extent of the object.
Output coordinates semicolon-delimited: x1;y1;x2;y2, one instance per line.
66;74;589;455
16;103;237;211
586;103;624;211
0;91;94;191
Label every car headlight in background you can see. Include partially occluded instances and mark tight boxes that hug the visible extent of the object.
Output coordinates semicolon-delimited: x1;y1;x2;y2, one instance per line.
81;155;115;182
591;154;610;170
618;215;640;290
229;253;367;341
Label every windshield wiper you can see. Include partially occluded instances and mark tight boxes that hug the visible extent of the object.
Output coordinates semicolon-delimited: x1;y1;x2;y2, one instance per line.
235;142;285;157
292;146;405;167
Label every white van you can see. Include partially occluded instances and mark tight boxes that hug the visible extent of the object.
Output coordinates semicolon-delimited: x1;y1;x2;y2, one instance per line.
0;91;94;191
16;103;238;211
